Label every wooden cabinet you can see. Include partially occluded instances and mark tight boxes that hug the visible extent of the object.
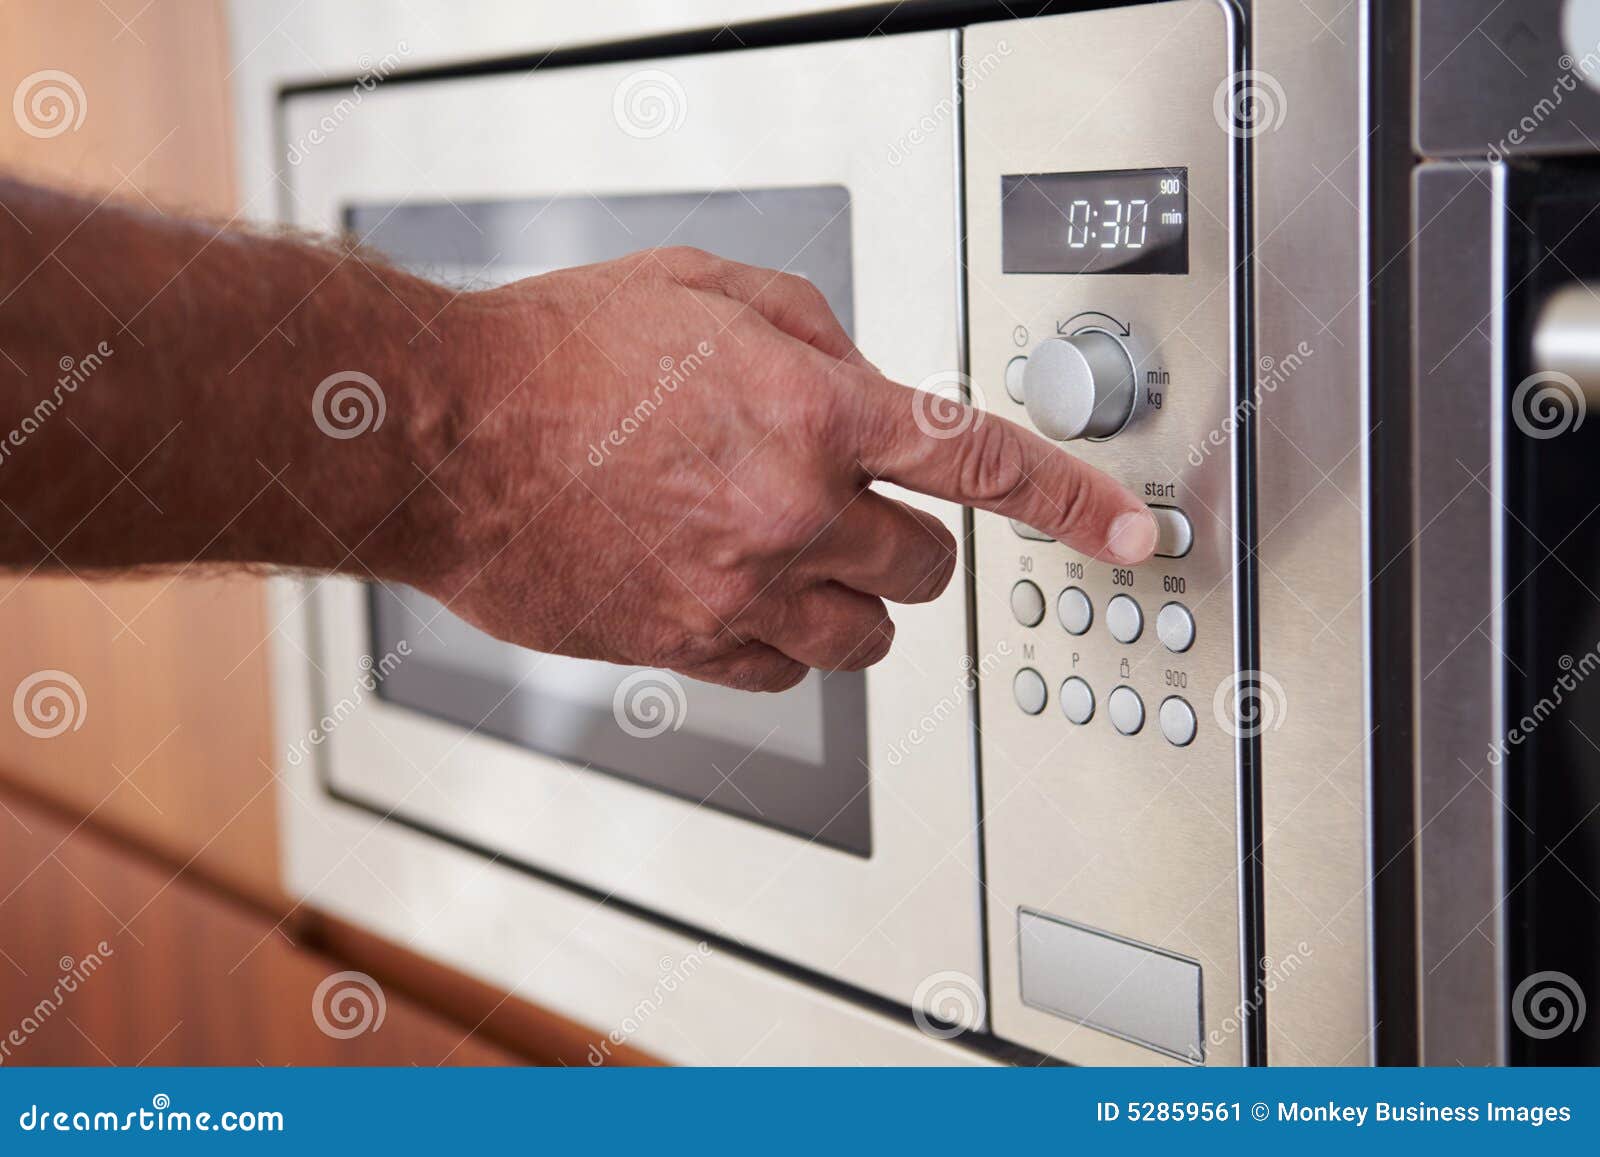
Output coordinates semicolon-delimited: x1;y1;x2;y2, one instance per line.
0;790;518;1066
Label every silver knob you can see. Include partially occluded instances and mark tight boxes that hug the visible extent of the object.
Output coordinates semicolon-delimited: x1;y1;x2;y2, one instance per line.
1019;331;1137;441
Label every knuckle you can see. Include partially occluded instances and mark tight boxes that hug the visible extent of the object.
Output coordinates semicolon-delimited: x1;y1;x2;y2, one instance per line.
956;421;1029;505
757;660;811;693
906;536;959;603
835;610;894;670
794;382;846;441
705;572;765;627
652;246;720;282
758;493;834;553
724;651;807;693
652;627;721;671
1052;462;1093;536
778;271;828;310
1043;454;1094;540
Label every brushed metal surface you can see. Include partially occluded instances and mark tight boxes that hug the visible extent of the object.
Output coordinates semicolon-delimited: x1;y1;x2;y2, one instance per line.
284;32;988;1027
1412;162;1508;1066
1415;0;1600;159
1251;0;1377;1066
965;0;1246;1066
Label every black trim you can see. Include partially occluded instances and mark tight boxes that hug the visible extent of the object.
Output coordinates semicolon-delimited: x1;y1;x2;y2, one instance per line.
276;3;1144;100
1224;0;1266;1068
952;26;1000;1049
1367;0;1420;1066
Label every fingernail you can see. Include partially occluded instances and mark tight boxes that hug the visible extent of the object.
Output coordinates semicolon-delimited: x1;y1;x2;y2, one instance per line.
1106;510;1158;563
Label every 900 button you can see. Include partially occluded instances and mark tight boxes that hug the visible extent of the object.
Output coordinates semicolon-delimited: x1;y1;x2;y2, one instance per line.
1159;696;1198;747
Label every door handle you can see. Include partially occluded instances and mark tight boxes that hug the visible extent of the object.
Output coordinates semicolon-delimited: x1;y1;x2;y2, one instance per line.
1532;284;1600;407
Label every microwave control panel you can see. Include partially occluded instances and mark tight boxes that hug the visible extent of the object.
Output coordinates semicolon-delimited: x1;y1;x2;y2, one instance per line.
965;0;1247;1065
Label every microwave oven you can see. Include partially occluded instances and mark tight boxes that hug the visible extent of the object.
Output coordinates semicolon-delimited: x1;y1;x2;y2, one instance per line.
256;0;1600;1065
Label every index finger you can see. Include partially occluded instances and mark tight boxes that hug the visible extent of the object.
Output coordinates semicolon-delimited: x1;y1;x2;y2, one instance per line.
849;372;1158;565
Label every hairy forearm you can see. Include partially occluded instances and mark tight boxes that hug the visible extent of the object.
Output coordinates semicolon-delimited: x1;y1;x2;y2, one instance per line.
0;176;474;585
0;177;1156;691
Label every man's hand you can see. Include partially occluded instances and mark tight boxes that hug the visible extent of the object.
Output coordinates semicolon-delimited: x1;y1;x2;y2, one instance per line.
0;182;1156;691
412;248;1156;691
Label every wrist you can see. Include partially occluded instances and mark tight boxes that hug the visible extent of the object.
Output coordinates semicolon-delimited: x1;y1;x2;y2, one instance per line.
370;282;546;596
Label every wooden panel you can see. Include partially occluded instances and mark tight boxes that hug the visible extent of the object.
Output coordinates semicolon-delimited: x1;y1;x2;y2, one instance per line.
0;787;518;1065
0;0;236;207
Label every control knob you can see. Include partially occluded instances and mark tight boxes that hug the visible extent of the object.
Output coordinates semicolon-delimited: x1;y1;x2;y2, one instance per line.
1019;330;1137;441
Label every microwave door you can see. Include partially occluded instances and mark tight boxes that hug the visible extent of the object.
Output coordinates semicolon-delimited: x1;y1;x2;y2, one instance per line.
280;31;982;1028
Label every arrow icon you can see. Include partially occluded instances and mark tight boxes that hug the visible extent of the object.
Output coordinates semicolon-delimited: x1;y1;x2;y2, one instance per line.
1058;310;1131;338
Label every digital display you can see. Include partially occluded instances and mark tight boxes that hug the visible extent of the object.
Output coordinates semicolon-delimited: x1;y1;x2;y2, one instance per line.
1001;167;1189;275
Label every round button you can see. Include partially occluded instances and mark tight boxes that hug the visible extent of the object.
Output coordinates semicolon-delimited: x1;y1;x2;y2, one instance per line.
1108;685;1145;735
1010;580;1046;627
1004;356;1028;403
1060;677;1095;725
1013;668;1048;716
1159;696;1198;747
1105;594;1143;644
1156;602;1195;653
1020;330;1137;441
1057;587;1093;635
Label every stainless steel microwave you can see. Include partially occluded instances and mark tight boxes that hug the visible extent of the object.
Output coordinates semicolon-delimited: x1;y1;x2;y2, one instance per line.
257;0;1600;1065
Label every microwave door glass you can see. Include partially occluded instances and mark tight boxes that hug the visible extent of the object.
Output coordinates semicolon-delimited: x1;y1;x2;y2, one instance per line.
346;190;871;857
